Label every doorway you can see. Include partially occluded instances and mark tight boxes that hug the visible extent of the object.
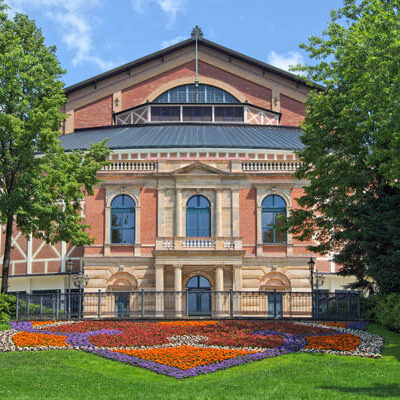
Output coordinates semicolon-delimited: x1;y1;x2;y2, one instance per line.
187;275;211;316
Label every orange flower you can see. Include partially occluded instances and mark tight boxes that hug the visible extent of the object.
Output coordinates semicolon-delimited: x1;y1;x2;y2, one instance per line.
304;334;361;351
30;321;57;326
113;345;257;370
12;331;69;347
157;321;218;327
321;322;347;328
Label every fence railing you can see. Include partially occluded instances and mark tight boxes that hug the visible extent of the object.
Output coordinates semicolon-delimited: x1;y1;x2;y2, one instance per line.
14;290;361;321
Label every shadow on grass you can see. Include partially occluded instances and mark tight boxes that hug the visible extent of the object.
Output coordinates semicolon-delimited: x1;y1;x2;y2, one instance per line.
320;384;400;398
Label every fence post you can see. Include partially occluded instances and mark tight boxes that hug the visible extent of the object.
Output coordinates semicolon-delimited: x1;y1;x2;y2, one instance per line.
141;289;145;318
52;295;56;319
273;289;277;319
56;292;60;319
186;288;189;317
15;293;19;320
98;290;102;319
230;289;234;318
347;294;351;318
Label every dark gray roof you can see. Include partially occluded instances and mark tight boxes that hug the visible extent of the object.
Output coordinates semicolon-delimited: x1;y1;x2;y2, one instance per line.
58;124;304;151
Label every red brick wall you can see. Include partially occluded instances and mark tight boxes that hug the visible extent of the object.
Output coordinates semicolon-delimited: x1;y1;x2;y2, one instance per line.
85;188;105;245
239;188;256;249
280;94;306;126
140;189;157;245
122;61;272;111
74;95;112;130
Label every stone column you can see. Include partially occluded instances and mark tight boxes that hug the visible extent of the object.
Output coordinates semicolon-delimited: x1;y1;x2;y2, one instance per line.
155;264;164;317
174;265;183;317
215;190;222;237
231;190;239;237
215;266;224;316
175;189;183;237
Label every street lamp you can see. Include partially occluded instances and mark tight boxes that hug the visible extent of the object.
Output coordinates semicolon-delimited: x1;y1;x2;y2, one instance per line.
308;257;315;318
66;259;74;320
73;271;90;319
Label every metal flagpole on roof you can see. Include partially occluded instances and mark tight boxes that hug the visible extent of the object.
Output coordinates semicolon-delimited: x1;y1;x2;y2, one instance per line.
191;25;203;103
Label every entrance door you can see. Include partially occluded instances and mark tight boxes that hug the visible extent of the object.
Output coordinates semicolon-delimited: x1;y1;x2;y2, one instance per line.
268;292;283;317
115;293;130;318
187;275;211;316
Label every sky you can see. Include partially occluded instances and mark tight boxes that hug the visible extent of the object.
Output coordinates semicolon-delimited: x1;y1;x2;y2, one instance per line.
6;0;344;88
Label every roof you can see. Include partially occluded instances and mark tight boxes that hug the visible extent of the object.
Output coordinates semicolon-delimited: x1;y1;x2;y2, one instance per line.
65;38;319;94
58;124;304;151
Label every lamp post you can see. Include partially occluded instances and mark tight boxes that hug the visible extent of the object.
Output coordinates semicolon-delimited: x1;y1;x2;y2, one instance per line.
73;271;90;319
66;259;74;320
308;257;315;319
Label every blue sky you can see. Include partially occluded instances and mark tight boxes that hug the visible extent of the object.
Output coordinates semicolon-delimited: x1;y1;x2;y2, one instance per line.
7;0;343;88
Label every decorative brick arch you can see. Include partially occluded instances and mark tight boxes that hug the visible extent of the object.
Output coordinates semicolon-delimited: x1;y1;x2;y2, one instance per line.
183;270;215;291
106;271;138;291
259;271;291;291
147;78;247;104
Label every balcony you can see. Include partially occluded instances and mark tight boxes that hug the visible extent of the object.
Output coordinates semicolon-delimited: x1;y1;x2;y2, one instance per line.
155;237;242;251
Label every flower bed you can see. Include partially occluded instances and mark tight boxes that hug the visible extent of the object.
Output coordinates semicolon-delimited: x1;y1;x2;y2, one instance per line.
0;320;383;378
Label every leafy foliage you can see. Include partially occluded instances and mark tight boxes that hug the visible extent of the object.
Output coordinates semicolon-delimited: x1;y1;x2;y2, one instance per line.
286;0;400;294
0;293;15;323
0;2;109;292
363;294;400;333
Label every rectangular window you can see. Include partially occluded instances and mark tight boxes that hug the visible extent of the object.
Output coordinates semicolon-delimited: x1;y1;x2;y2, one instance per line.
214;106;244;122
182;106;212;122
151;106;180;121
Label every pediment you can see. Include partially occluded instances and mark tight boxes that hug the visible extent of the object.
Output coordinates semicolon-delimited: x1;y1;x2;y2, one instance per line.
172;162;227;176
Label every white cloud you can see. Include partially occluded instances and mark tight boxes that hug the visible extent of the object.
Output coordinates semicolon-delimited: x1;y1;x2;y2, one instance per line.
132;0;185;25
160;35;186;48
7;0;114;71
267;50;304;73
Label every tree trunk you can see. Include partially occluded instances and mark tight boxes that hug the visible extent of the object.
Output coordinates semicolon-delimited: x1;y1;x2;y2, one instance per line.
1;214;14;294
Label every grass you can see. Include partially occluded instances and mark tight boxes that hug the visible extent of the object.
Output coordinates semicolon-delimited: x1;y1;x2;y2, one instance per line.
0;324;399;400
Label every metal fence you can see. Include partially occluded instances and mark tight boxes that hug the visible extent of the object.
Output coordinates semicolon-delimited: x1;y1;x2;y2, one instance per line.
14;290;361;321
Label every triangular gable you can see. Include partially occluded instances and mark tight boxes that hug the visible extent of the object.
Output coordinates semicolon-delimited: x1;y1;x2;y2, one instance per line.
172;162;228;176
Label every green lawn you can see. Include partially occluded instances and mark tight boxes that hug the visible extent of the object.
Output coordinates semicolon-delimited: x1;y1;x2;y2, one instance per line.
0;324;399;400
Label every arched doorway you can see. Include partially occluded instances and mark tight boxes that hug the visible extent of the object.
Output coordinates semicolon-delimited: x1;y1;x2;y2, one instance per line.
187;275;211;316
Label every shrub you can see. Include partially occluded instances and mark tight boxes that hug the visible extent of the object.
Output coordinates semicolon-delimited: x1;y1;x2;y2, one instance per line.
363;293;400;333
0;294;16;323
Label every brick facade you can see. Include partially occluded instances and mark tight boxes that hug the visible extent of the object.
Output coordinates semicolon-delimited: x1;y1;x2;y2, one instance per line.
1;37;354;299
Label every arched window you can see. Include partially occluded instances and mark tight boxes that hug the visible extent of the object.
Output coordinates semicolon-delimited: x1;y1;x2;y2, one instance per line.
262;195;286;244
153;84;239;104
111;195;135;244
186;195;211;237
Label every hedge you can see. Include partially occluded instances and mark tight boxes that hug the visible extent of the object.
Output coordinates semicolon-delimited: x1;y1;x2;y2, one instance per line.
362;293;400;333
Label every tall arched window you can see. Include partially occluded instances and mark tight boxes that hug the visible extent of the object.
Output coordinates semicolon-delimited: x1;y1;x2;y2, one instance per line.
111;195;135;244
186;195;211;237
262;195;286;244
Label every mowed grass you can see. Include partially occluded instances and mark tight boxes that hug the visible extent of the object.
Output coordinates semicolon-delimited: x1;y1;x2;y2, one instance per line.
0;324;399;400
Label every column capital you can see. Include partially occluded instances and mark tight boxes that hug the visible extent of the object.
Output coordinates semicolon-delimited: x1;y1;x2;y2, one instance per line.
173;264;183;269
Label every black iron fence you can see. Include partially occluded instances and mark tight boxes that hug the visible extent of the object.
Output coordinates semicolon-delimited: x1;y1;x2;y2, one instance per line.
14;290;361;321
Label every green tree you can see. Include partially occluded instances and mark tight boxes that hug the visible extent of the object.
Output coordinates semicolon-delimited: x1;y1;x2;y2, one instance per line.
286;0;400;294
0;2;109;293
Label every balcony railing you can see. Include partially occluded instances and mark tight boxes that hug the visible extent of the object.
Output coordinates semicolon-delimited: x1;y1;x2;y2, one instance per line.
156;237;242;251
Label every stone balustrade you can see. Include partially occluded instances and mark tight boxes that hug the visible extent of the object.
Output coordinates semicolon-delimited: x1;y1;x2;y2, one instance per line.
102;161;157;171
155;237;242;251
241;161;302;172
